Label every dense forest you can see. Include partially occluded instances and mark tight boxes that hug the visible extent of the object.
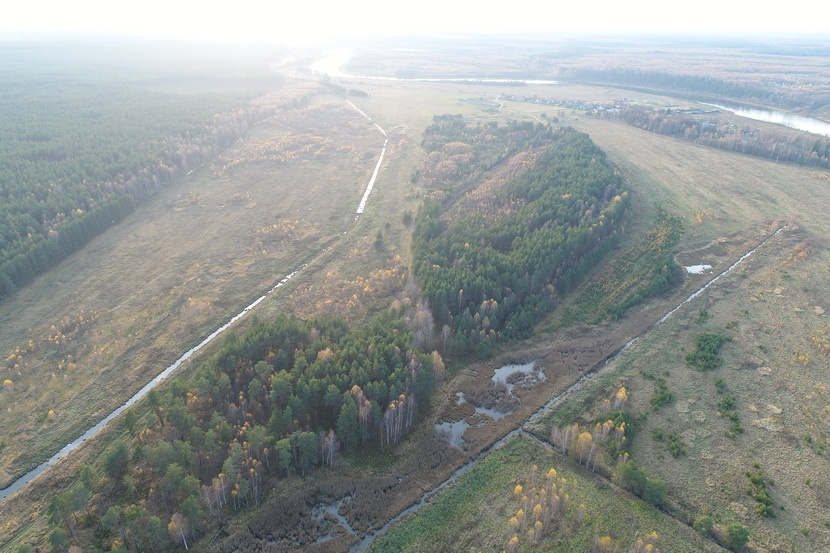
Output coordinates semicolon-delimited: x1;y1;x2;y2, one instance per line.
605;105;830;169
413;119;629;354
0;42;280;300
39;310;438;552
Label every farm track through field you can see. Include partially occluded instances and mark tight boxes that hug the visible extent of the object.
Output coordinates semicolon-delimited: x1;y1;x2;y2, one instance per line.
349;225;787;552
0;100;390;502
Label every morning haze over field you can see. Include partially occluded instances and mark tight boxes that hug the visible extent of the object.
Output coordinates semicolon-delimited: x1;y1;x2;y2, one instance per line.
1;4;829;553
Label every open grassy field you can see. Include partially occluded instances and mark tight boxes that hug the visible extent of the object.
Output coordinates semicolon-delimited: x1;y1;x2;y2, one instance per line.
520;118;830;550
528;235;830;549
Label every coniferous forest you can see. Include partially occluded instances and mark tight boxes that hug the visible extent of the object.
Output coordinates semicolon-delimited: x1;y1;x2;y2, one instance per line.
0;42;279;299
53;312;436;552
413;119;629;355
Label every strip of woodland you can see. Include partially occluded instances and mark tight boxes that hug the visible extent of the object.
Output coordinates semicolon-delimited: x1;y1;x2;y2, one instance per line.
604;105;830;169
413;119;629;355
563;67;830;112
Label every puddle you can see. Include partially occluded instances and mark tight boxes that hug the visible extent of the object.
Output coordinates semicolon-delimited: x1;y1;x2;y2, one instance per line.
473;405;510;420
435;420;470;449
685;264;713;274
456;392;510;420
444;362;545;427
312;494;356;544
492;361;545;395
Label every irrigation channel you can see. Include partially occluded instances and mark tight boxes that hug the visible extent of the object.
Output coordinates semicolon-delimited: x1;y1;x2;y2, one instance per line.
339;225;788;552
0;100;390;501
347;99;388;219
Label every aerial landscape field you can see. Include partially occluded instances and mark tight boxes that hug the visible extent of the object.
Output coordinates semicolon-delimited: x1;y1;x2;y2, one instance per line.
1;13;830;553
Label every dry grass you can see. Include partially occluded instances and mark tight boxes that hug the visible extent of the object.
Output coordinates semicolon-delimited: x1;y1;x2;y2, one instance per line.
609;238;830;550
369;436;723;553
573;119;830;240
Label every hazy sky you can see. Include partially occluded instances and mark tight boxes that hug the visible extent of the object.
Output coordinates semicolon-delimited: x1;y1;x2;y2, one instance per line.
2;0;827;43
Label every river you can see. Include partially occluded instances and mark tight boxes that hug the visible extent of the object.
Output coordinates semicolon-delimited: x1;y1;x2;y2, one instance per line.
315;51;830;138
710;104;830;137
310;48;559;86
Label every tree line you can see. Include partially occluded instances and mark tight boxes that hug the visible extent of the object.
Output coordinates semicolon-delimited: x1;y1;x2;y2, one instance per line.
562;67;830;112
602;105;830;169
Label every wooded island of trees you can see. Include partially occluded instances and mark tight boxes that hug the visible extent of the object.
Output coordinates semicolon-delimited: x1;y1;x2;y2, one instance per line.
413;119;629;355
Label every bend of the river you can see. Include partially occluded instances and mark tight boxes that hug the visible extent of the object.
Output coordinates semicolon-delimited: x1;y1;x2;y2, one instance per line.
310;48;559;86
314;52;827;136
710;103;830;137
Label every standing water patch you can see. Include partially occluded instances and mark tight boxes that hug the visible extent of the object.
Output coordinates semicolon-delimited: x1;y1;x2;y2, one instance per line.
685;264;713;274
435;420;471;449
492;361;545;395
